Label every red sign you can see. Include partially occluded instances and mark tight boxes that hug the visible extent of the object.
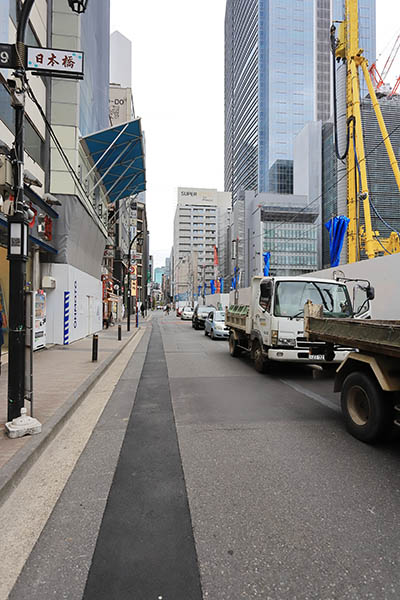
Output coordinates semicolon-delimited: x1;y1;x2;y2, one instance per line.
44;215;53;241
213;245;219;266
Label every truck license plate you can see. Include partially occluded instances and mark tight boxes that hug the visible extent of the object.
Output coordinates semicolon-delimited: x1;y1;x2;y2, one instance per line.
310;354;324;360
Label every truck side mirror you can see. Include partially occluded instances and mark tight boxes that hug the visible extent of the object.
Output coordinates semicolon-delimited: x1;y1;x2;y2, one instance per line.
367;286;375;300
260;281;272;312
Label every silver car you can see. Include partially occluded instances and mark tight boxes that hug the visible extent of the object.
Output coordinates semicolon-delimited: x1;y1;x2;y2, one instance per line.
204;309;229;340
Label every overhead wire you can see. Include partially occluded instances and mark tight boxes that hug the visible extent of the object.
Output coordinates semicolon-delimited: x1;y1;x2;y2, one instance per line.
237;116;400;249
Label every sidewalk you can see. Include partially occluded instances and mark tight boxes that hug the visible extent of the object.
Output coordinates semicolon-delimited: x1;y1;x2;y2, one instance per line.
0;315;151;504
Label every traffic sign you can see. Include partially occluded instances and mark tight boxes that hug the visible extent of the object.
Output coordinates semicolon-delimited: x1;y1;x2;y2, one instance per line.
26;46;84;78
0;43;16;69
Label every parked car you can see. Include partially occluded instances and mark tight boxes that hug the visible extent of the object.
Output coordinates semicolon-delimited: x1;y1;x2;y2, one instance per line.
192;304;214;330
181;306;194;320
204;309;229;340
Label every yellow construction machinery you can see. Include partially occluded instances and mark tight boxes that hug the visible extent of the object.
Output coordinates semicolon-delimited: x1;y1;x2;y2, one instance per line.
332;0;400;262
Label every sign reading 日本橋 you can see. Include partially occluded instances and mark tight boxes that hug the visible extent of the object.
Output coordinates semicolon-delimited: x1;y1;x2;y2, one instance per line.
26;47;84;76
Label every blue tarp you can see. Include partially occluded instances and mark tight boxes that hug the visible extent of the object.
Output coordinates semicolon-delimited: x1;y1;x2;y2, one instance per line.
263;252;270;276
198;285;202;297
210;280;215;294
219;278;224;293
325;216;350;267
83;119;146;203
232;266;238;290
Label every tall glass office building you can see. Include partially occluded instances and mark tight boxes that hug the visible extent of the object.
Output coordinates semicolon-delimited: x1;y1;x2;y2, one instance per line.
225;0;376;204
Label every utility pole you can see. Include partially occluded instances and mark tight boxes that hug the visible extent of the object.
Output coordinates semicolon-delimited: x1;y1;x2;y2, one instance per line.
7;0;88;423
232;237;239;305
127;232;143;331
202;264;206;305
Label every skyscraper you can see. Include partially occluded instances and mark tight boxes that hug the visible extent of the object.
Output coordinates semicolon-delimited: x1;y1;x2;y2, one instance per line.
225;0;376;203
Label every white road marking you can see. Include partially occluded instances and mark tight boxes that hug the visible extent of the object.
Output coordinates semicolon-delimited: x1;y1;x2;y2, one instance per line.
279;378;341;414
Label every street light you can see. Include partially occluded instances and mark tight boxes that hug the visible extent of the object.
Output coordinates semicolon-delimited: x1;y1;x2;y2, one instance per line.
7;0;88;423
127;232;143;332
68;0;89;13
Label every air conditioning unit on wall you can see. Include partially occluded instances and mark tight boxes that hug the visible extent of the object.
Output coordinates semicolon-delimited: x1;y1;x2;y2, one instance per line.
42;276;56;289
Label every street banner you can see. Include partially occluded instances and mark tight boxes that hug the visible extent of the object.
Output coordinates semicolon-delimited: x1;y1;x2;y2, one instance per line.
213;245;219;266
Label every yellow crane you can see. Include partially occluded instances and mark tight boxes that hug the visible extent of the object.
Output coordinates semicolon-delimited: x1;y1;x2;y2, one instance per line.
332;0;400;262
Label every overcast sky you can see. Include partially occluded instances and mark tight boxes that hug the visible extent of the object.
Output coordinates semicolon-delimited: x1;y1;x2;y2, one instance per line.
110;1;400;269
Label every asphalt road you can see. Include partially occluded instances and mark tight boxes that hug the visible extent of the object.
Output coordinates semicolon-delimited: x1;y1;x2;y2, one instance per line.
162;312;400;600
8;311;400;599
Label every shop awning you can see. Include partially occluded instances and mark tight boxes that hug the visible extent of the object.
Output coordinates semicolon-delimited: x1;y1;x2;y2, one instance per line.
82;119;146;203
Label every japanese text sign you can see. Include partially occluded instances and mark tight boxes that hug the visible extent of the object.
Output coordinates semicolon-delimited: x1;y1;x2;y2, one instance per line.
26;47;84;76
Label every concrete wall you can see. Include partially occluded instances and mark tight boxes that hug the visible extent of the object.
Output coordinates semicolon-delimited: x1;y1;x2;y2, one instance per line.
204;293;230;309
308;253;400;320
228;252;400;321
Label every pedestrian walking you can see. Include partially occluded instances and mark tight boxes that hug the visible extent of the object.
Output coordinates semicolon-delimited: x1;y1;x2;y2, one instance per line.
140;302;145;319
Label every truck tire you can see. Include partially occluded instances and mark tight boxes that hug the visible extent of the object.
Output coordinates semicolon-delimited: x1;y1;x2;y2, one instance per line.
341;371;391;443
229;333;241;357
253;340;267;373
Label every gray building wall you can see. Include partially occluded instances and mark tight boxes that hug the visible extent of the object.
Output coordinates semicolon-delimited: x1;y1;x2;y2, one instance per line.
79;0;110;137
294;121;323;269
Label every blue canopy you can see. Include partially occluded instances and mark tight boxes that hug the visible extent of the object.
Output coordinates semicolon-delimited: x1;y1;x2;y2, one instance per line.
82;119;146;203
325;216;350;267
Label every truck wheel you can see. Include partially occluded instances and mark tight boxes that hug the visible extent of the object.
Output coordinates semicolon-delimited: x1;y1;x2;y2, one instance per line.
341;371;391;443
253;340;267;373
229;333;241;357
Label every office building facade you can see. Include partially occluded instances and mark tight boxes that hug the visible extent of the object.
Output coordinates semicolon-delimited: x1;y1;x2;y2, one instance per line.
173;188;231;299
224;0;376;202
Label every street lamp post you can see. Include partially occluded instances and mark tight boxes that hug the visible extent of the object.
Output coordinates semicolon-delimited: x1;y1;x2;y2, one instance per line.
127;232;143;332
7;0;88;422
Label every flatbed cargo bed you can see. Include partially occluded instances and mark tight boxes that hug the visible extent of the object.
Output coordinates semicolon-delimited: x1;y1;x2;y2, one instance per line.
306;317;400;359
225;305;249;331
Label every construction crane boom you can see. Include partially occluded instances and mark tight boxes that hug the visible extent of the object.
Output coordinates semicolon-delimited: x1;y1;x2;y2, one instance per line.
333;0;400;262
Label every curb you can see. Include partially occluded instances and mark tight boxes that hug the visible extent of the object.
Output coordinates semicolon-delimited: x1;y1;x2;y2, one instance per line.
0;327;141;508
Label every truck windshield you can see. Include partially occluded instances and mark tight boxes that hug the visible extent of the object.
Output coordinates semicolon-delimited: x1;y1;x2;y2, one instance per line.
274;281;352;319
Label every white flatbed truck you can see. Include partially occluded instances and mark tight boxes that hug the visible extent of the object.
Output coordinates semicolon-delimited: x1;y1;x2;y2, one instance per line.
226;276;367;373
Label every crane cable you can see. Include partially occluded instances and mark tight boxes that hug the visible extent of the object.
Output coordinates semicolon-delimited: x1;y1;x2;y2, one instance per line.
331;25;356;161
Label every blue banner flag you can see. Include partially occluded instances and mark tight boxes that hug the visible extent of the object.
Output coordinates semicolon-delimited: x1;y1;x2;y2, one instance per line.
325;216;350;267
263;251;270;276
